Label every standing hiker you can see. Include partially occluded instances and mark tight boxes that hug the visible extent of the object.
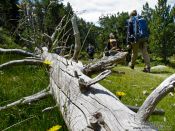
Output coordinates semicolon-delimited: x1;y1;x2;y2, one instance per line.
86;44;95;60
127;10;151;73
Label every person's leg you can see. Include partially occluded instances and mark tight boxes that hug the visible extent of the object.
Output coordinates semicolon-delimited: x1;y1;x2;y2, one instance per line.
129;43;139;69
140;42;150;72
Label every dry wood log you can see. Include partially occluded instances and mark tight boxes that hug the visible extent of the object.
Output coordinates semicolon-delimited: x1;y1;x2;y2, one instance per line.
42;50;157;131
83;52;128;75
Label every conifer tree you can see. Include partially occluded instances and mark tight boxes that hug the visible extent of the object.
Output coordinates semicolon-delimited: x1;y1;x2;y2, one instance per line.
149;0;173;62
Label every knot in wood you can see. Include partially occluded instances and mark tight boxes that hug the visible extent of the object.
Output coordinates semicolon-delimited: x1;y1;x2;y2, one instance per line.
74;71;79;78
89;112;106;130
78;78;88;92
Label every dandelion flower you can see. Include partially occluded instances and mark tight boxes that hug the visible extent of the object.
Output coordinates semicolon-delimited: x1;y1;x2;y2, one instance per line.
43;59;53;65
116;91;126;100
48;125;62;131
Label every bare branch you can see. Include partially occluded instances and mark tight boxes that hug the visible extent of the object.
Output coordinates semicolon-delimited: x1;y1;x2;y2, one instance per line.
0;59;44;69
52;16;72;49
51;16;66;41
0;48;37;57
2;116;36;131
126;105;165;115
43;33;51;40
42;105;57;112
25;57;42;60
71;15;81;62
79;25;92;57
83;52;128;75
56;27;72;47
0;89;51;111
19;35;35;44
79;70;111;92
136;74;175;122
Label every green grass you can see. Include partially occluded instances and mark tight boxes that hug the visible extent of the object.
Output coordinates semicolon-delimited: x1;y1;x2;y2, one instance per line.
99;65;175;131
0;55;68;131
0;53;175;130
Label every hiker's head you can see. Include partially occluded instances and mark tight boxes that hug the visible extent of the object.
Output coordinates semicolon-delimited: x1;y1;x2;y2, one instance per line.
109;33;114;38
130;10;137;17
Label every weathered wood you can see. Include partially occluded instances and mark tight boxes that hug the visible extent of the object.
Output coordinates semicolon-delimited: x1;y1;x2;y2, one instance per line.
79;70;111;92
0;89;50;111
42;105;57;112
71;15;81;62
42;50;157;131
83;52;128;75
0;59;44;69
0;48;36;57
126;105;165;115
136;74;175;122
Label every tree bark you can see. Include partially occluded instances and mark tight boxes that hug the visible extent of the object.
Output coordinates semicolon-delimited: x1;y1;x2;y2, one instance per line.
136;74;175;122
42;50;157;131
83;52;128;75
0;48;36;57
71;15;81;62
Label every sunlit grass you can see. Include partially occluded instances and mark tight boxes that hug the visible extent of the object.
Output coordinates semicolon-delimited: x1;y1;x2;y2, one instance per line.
0;55;68;131
99;65;175;131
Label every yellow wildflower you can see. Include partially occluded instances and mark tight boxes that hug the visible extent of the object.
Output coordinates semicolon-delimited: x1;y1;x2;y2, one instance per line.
48;125;62;131
43;59;53;65
116;91;126;97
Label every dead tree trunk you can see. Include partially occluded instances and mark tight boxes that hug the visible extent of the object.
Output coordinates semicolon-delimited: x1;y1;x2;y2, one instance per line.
42;50;157;131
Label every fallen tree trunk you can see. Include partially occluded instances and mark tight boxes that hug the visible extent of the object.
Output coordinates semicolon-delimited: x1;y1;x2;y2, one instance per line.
42;50;157;131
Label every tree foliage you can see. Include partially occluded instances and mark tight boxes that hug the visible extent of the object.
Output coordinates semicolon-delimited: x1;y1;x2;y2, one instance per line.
0;0;19;31
149;0;175;62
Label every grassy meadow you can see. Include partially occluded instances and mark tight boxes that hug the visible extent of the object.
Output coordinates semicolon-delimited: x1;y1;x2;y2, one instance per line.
0;54;175;131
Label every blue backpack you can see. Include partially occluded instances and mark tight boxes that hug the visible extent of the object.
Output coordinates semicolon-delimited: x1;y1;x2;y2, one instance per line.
127;16;149;43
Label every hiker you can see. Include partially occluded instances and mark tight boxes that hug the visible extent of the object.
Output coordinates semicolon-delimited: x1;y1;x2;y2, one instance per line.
86;44;95;60
127;10;151;73
105;33;121;56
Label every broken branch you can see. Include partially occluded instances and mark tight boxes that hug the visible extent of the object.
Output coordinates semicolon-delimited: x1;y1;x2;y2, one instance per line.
71;15;81;62
0;59;44;69
0;48;37;57
0;89;51;111
79;70;111;92
83;52;128;75
136;74;175;122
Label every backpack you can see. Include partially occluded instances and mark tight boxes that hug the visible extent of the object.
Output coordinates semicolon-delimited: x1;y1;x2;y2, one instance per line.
87;46;94;54
127;16;149;43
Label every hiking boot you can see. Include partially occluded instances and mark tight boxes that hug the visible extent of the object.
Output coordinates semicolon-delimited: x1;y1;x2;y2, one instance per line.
129;65;134;69
143;67;150;73
128;62;134;69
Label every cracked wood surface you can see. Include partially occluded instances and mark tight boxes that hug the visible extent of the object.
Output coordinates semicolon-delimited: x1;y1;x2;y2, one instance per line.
42;50;157;131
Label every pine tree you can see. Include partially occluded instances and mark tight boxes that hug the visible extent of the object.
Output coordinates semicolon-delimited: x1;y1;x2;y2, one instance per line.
141;2;153;23
149;0;173;63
